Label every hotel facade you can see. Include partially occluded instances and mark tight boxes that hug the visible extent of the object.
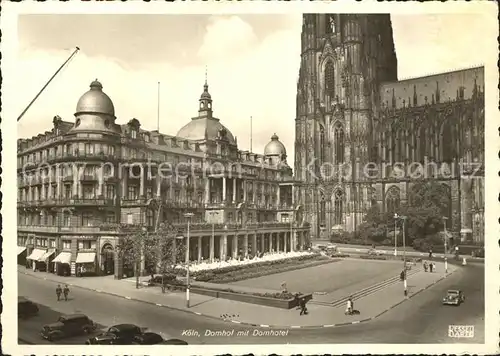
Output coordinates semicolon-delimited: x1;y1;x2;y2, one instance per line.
17;79;310;278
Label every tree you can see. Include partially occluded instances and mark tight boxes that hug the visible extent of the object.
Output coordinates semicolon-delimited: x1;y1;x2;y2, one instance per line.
360;182;452;247
113;222;185;289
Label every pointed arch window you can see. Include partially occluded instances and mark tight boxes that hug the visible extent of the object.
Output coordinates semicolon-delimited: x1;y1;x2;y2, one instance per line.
441;120;455;162
333;190;343;225
333;122;344;165
419;126;426;162
320;193;326;225
390;125;397;162
325;61;335;97
386;187;400;215
319;126;325;163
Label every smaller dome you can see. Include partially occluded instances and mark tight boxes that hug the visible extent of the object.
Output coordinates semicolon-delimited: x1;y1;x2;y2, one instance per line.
264;133;286;156
75;79;115;116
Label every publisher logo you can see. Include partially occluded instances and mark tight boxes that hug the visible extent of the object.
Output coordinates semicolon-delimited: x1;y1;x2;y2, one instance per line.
448;325;474;338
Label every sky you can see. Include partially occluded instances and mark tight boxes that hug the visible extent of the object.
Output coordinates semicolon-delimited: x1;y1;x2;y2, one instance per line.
15;13;494;162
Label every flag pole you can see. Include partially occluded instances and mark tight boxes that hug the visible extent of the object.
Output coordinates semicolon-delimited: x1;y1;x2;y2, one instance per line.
157;82;160;131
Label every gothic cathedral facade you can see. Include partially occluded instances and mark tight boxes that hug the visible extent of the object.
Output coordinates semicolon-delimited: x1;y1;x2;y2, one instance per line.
294;14;484;244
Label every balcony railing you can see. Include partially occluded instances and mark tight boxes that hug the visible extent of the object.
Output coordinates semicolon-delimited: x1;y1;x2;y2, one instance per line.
17;198;116;207
17;225;119;233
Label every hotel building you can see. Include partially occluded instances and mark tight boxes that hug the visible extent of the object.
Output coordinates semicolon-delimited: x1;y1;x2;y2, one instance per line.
17;79;310;277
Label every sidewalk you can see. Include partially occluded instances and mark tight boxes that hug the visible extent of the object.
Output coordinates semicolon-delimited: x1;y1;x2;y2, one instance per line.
18;262;458;329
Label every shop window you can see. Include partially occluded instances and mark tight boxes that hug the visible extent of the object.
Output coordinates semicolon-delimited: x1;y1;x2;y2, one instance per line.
78;240;94;250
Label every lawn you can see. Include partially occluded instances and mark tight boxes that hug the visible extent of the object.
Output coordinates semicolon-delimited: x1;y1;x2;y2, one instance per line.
229;259;403;297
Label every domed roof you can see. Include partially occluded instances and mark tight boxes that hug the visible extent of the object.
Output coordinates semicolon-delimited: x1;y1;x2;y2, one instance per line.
177;117;236;145
264;133;286;156
75;79;115;116
200;83;212;100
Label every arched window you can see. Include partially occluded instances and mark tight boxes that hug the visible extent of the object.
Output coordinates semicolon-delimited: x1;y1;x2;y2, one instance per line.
319;126;325;163
320;193;326;225
441;120;454;162
391;126;398;162
419;126;426;162
333;190;343;225
333;122;344;165
385;187;400;215
397;130;405;162
325;61;335;97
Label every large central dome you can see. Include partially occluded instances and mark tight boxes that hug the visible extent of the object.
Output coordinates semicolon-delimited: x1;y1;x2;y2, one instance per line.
75;79;115;116
176;117;236;145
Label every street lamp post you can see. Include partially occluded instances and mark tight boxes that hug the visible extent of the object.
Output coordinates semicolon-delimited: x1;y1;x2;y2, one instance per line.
401;215;407;296
176;212;194;308
393;213;398;256
443;216;448;274
395;213;408;296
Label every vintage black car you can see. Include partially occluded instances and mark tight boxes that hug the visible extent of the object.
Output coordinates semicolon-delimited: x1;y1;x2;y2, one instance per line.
18;297;39;318
161;338;189;345
40;314;96;341
86;324;144;345
442;289;465;306
132;332;165;345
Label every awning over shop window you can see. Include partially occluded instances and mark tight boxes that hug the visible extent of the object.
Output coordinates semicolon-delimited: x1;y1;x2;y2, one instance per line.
17;246;27;255
52;252;72;264
40;249;55;261
27;249;46;261
76;252;96;264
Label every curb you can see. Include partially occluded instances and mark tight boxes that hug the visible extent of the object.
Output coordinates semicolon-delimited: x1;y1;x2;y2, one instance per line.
19;267;458;330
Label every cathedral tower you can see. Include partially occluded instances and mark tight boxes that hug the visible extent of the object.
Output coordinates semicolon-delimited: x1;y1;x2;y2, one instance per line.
294;14;398;237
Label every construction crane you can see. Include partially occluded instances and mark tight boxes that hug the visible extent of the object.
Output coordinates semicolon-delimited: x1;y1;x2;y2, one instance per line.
17;46;80;122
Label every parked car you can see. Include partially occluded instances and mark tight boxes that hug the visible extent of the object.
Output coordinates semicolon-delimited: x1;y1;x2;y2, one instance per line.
40;314;96;341
86;324;144;345
442;289;465;306
132;332;164;345
18;297;39;319
161;338;189;345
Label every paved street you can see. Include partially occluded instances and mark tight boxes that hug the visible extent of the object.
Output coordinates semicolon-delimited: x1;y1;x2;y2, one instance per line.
18;263;483;344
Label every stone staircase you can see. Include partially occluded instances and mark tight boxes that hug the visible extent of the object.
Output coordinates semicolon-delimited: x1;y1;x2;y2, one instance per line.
309;268;422;308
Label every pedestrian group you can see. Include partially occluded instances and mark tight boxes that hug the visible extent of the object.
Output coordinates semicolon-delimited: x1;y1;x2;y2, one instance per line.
56;284;70;301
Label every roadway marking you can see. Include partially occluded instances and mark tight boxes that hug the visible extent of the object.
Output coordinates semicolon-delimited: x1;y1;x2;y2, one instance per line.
155;303;162;307
125;296;132;300
231;320;241;324
290;326;301;328
351;321;360;324
260;324;270;328
323;324;335;328
194;312;202;315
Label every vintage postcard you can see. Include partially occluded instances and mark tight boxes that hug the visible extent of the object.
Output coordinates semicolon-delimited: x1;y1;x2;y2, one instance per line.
1;1;498;355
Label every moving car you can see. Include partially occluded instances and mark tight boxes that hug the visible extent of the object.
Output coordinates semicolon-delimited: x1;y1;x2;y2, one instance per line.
86;324;144;345
442;289;465;306
161;338;189;345
18;297;39;318
132;332;164;345
40;314;96;341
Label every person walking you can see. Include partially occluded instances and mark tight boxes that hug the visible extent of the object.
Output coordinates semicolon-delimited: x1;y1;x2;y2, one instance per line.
345;296;353;315
428;249;433;258
429;262;434;273
56;284;62;301
63;284;70;301
299;297;308;315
